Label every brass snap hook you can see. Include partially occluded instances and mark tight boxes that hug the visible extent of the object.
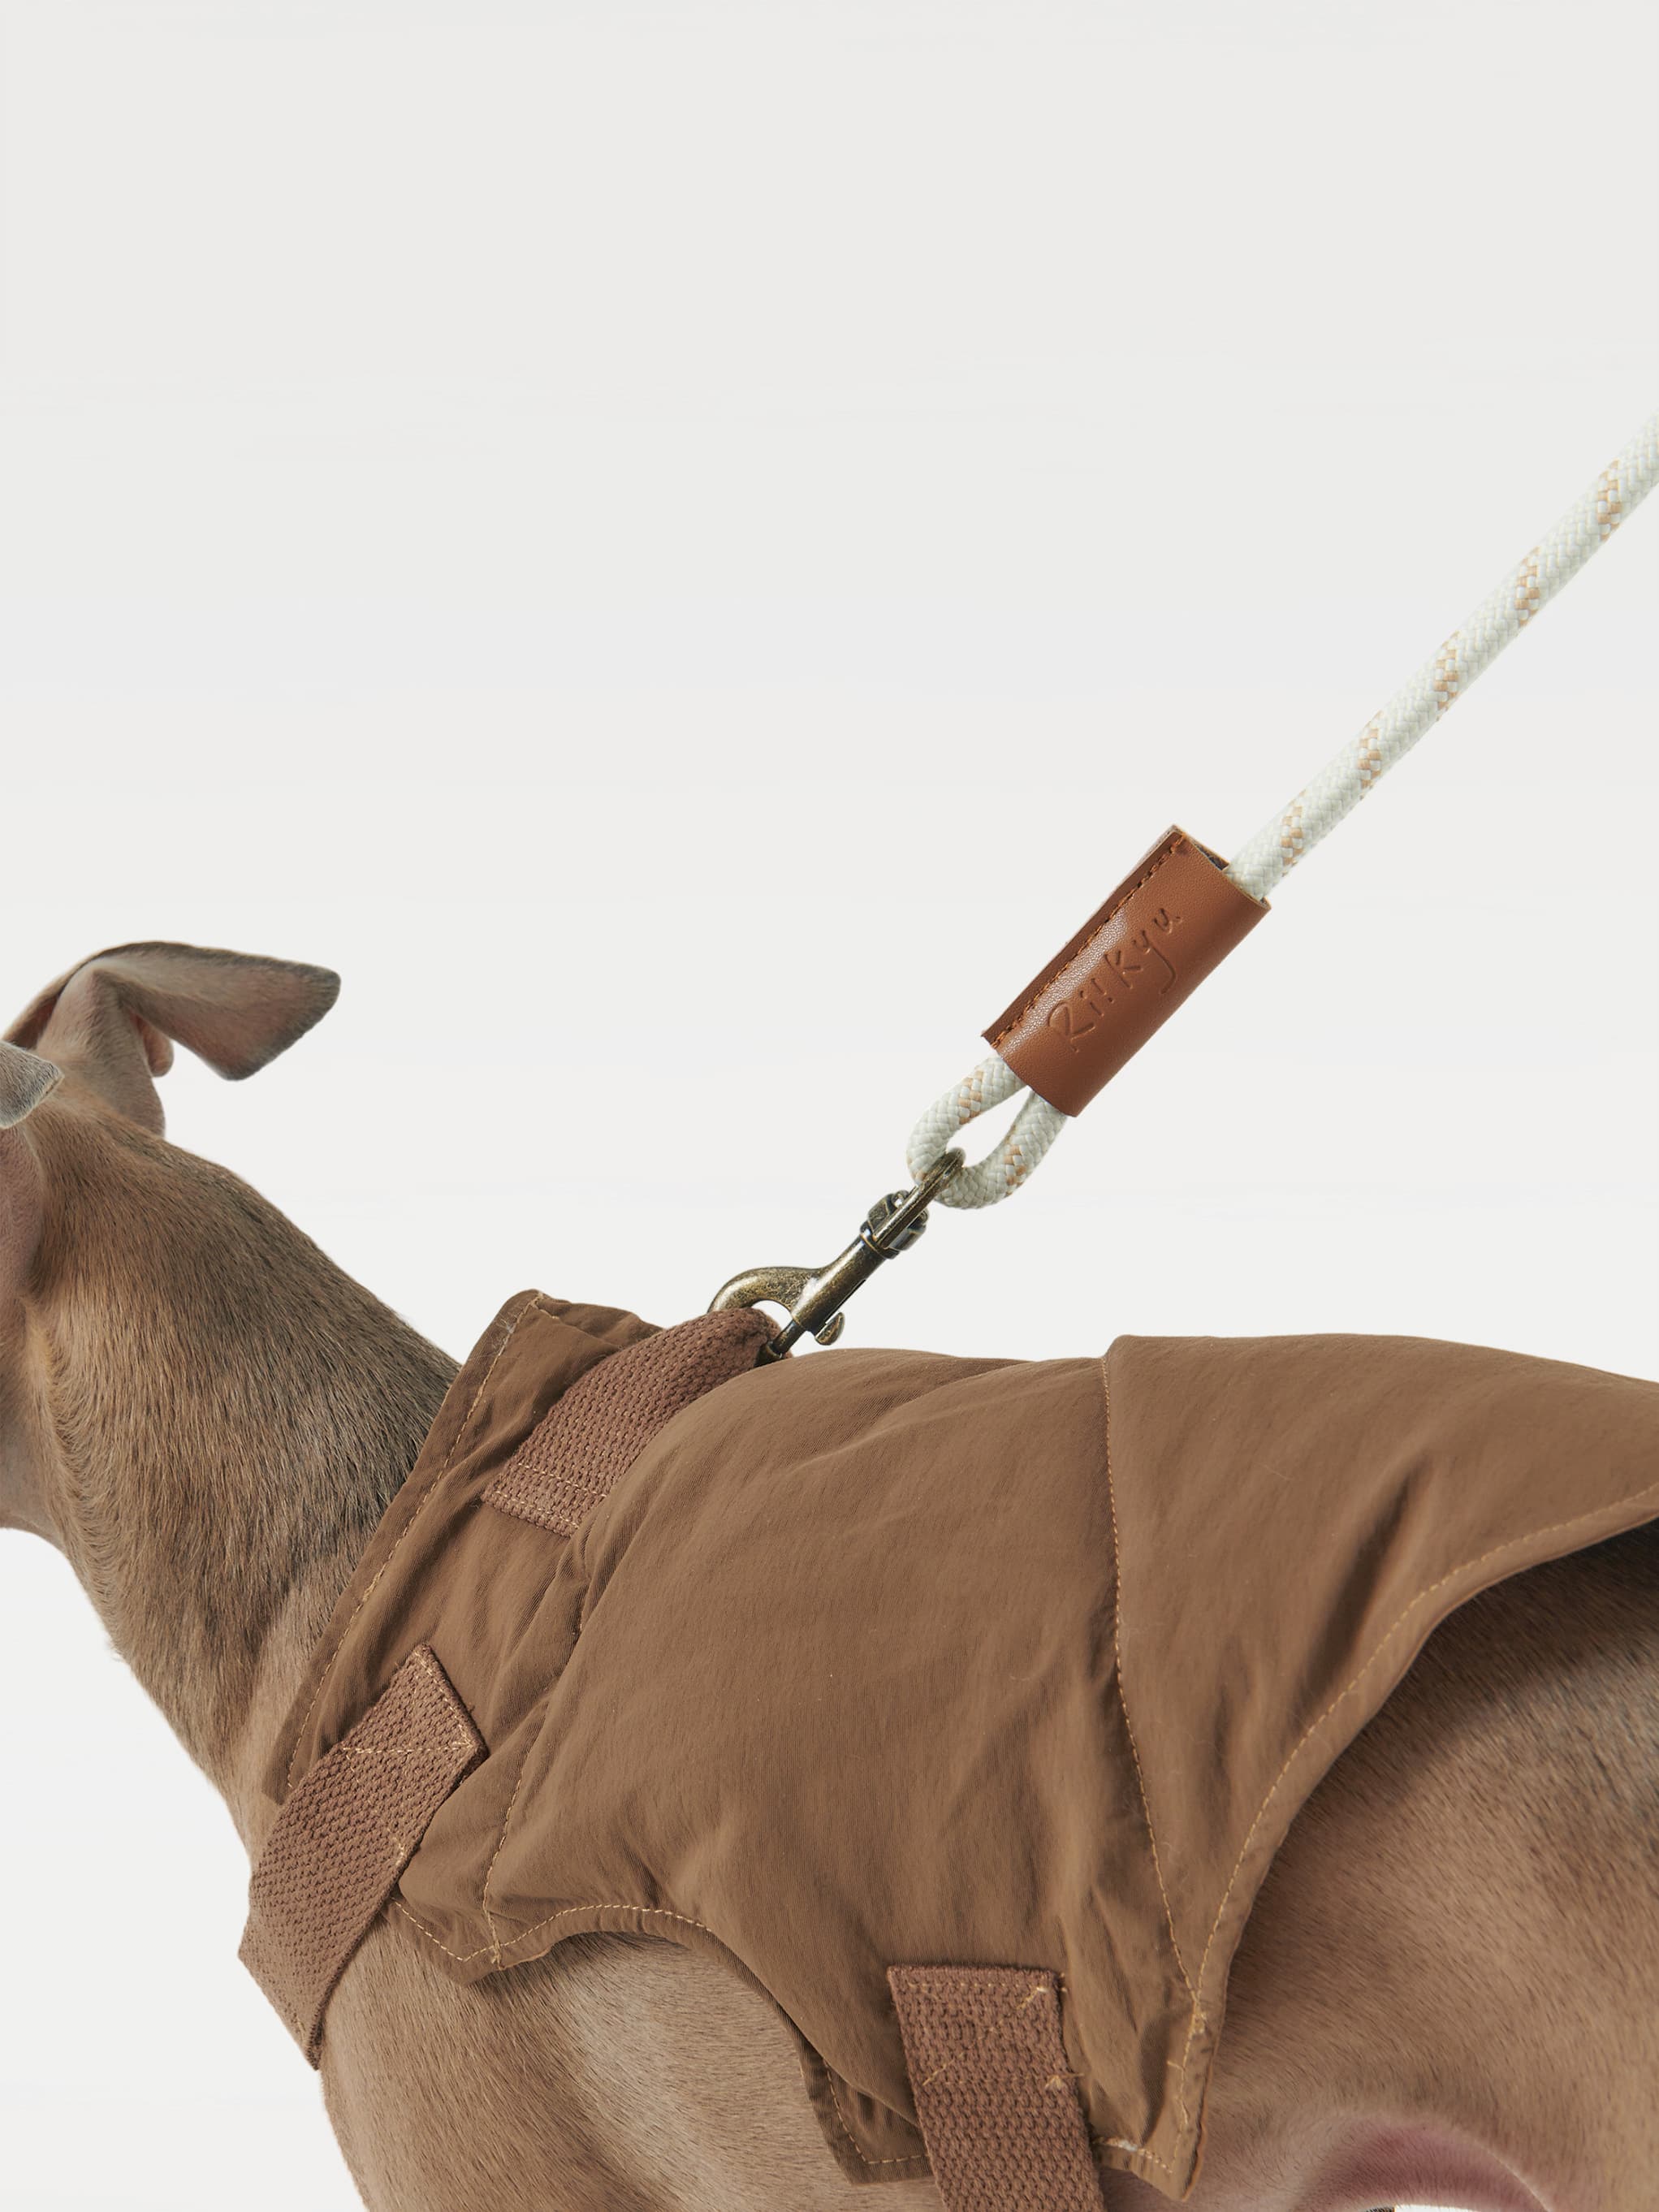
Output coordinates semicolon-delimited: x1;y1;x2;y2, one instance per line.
708;1149;966;1360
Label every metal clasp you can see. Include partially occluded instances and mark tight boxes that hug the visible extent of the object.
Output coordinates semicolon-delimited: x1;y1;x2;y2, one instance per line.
708;1148;966;1360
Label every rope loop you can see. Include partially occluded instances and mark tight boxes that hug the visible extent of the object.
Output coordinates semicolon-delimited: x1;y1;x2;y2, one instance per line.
905;1052;1069;1210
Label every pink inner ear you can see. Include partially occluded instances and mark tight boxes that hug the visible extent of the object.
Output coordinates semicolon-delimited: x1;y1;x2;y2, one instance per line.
132;1016;175;1077
6;943;339;1106
25;969;168;1134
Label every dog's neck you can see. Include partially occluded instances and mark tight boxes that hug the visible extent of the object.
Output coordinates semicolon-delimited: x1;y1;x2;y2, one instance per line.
24;1105;455;1834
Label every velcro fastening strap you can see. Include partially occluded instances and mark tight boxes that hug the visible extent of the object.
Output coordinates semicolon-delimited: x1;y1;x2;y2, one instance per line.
240;1644;482;2063
984;826;1268;1117
484;1306;775;1536
888;1965;1105;2212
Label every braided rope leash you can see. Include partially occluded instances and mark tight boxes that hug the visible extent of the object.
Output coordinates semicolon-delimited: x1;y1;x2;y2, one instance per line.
911;412;1659;1210
715;413;1657;1348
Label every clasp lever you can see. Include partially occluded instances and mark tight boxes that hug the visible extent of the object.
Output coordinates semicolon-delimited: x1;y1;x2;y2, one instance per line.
708;1149;965;1360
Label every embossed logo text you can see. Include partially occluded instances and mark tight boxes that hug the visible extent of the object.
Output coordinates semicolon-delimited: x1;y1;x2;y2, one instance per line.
1047;906;1182;1055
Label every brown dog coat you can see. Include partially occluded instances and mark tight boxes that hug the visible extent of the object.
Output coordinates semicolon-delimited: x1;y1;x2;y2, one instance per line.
243;1292;1659;2201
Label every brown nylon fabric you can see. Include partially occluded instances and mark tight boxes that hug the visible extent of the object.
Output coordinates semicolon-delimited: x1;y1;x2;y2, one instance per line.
257;1294;1659;2198
240;1644;482;2059
888;1967;1106;2211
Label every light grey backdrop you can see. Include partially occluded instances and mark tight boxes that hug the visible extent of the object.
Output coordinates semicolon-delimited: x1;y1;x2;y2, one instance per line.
1;2;1654;2206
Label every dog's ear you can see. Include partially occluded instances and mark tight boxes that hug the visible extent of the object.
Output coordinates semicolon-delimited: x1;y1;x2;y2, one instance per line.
6;944;339;1134
0;1043;62;1131
0;1043;60;1312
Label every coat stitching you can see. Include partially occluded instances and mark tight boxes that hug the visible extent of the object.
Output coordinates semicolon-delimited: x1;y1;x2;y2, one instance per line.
1173;1465;1659;2119
1100;1358;1201;2145
283;1294;554;1791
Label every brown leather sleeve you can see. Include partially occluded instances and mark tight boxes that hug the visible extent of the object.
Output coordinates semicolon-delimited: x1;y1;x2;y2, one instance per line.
983;827;1268;1115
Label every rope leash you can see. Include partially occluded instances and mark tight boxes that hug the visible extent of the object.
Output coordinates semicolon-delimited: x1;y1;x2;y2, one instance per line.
910;412;1659;1212
715;411;1658;1348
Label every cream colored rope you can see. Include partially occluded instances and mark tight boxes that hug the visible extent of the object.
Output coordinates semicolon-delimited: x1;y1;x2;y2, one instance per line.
1225;411;1659;901
910;412;1659;1208
905;1052;1066;1212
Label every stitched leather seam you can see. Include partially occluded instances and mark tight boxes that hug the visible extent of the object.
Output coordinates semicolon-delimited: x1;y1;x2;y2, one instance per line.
283;1294;555;1792
1173;1466;1659;2121
988;833;1184;1049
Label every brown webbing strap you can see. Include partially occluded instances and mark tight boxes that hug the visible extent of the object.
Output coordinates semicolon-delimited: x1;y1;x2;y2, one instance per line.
484;1306;775;1534
240;1645;482;2063
888;1966;1106;2212
243;1308;773;2062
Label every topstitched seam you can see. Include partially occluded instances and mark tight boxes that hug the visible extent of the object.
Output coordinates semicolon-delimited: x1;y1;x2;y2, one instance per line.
821;2072;928;2171
989;835;1184;1047
1104;2138;1177;2176
908;1972;1076;2008
899;1973;1056;2093
377;1345;1189;2193
480;1735;538;1967
255;1651;485;2024
1099;1360;1200;2101
279;1670;469;1864
283;1295;555;1791
324;1743;438;1856
392;1895;721;1967
476;1334;720;1955
1171;1463;1659;2123
408;1643;481;1770
889;1966;1181;2182
400;1889;922;2173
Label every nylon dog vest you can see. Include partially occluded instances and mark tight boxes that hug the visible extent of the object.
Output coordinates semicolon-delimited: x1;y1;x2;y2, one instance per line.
244;1291;1659;2202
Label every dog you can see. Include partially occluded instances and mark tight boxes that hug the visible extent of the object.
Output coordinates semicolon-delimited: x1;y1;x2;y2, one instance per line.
2;941;1653;2212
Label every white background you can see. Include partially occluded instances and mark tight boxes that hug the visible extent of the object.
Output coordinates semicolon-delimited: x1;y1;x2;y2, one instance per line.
1;3;1654;2207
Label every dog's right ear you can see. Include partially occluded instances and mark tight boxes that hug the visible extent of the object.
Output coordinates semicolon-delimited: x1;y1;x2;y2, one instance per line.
6;944;339;1134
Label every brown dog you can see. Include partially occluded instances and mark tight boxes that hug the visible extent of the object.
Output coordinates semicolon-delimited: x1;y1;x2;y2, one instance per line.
1;943;1653;2212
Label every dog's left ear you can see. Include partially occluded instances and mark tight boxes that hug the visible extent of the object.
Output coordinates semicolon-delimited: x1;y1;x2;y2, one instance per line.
0;1043;62;1130
6;943;340;1134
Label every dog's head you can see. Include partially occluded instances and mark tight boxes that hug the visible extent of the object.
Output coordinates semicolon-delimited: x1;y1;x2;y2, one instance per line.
0;944;339;1541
